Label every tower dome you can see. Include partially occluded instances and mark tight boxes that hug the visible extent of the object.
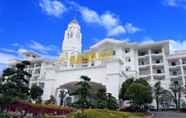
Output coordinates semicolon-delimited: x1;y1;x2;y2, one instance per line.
70;19;79;24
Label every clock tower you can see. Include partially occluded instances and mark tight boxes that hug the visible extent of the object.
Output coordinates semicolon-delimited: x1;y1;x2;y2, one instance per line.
62;19;82;54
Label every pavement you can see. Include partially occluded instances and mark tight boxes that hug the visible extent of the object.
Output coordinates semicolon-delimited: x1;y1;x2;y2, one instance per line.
152;112;186;118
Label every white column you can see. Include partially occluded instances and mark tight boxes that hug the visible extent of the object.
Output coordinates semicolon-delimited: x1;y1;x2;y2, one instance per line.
162;47;170;89
180;59;185;88
149;49;153;80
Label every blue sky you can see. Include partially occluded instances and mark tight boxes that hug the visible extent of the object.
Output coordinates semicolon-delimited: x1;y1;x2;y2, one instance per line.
0;0;186;71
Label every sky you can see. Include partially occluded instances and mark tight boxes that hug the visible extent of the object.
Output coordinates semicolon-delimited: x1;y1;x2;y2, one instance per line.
0;0;186;71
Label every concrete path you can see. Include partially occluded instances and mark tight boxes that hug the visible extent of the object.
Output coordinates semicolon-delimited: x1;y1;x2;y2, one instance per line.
152;112;186;118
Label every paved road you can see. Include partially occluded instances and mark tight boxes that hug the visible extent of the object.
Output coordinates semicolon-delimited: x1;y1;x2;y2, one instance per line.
152;112;186;118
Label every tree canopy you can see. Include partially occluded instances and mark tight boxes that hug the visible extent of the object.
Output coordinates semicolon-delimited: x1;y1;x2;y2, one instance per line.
30;84;43;102
120;78;152;110
119;78;134;100
0;61;32;111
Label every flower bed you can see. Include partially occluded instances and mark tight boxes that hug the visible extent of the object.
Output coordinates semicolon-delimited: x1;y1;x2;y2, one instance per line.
7;100;73;115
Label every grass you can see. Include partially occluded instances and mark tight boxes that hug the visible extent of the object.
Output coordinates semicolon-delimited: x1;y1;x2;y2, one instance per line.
65;109;144;118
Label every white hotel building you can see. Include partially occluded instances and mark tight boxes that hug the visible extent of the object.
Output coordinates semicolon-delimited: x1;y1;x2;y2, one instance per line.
19;20;186;105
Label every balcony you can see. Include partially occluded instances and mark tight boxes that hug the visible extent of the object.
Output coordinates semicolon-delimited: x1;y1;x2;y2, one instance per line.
151;48;162;56
152;57;164;65
138;49;149;57
139;64;150;70
168;59;180;67
153;66;165;75
138;76;151;80
153;75;165;80
139;66;151;76
138;57;149;66
182;58;186;65
169;69;182;78
170;77;183;85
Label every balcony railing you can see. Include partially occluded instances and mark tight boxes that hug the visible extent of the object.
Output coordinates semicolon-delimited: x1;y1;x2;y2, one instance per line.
139;71;151;75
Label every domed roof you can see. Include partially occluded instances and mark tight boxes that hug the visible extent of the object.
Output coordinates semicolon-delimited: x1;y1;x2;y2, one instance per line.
70;19;79;24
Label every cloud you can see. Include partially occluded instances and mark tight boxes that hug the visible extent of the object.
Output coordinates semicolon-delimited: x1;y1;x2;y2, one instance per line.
39;0;66;17
0;52;19;64
0;48;17;53
164;0;186;8
22;40;59;60
79;7;100;23
125;23;141;34
169;39;186;52
79;7;126;36
38;0;142;35
29;40;58;54
72;2;141;36
107;25;126;36
0;64;6;74
1;40;59;61
17;48;57;60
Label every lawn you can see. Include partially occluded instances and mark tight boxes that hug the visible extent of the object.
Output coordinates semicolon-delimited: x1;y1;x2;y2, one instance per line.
65;109;144;118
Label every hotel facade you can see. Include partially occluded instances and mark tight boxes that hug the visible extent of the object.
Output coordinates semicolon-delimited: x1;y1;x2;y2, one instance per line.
19;20;186;106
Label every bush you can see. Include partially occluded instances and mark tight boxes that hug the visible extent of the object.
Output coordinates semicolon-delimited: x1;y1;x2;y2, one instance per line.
7;100;73;116
74;112;88;118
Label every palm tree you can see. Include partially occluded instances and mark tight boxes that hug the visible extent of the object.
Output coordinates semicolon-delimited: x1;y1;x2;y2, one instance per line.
170;80;182;110
159;89;173;110
154;81;162;111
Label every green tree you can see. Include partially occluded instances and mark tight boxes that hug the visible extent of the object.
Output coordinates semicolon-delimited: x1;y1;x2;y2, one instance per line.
30;84;43;103
75;75;91;108
106;93;118;110
159;89;173;110
126;82;152;111
0;61;31;111
154;81;162;111
119;78;134;100
170;80;182;110
1;61;31;99
135;78;151;88
96;88;107;108
0;95;14;112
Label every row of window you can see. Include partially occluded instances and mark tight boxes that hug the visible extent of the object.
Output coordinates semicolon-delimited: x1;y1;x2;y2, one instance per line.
112;48;131;56
169;59;186;66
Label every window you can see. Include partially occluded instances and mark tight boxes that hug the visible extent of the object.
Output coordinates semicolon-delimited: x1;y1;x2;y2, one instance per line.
173;71;177;75
141;61;144;65
35;69;40;74
91;61;95;66
156;60;160;64
126;57;131;62
112;50;116;55
39;82;45;89
157;69;162;74
70;32;73;38
128;58;131;62
171;62;176;66
125;48;130;53
126;66;131;71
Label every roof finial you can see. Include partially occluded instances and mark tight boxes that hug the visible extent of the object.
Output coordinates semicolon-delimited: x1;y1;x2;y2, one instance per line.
71;18;79;24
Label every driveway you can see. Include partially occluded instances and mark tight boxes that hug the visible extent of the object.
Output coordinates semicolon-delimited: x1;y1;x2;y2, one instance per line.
152;112;186;118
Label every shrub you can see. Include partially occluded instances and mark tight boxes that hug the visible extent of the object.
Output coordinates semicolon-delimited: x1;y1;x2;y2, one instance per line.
74;112;88;118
